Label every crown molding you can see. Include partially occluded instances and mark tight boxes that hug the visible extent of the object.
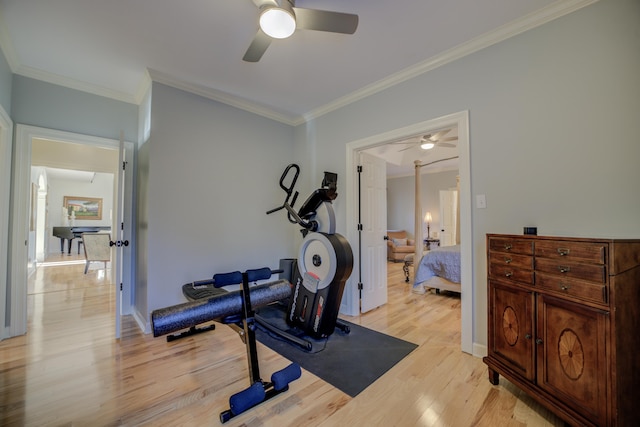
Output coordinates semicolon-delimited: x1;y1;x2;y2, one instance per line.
15;64;138;104
0;0;597;125
304;0;598;122
145;68;299;125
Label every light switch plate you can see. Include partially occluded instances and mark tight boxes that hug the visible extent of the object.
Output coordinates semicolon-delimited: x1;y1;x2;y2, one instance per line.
476;194;487;209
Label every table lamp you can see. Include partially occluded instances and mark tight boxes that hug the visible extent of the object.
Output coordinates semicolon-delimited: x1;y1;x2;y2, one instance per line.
424;211;432;238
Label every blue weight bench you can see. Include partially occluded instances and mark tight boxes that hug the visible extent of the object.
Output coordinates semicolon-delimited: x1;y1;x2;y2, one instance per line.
151;267;301;423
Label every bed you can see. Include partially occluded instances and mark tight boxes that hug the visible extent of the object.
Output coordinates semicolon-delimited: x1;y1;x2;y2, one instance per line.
412;245;461;295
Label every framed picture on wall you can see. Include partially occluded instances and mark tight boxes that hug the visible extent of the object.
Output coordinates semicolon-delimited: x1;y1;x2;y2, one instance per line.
64;196;103;220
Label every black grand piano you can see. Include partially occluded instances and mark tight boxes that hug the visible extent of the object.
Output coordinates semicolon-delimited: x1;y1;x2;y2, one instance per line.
52;226;111;255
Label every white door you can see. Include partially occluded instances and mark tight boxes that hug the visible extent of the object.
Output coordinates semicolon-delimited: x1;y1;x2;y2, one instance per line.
112;132;132;339
359;152;388;313
439;190;457;246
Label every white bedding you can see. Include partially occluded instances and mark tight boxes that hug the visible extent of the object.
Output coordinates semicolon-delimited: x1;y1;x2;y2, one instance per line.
413;245;461;293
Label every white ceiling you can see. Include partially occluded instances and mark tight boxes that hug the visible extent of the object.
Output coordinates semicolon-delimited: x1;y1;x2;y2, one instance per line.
366;126;460;177
43;167;97;182
0;0;591;126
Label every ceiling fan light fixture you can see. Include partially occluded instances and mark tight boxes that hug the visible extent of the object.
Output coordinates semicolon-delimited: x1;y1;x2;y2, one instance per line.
260;3;296;39
420;142;435;150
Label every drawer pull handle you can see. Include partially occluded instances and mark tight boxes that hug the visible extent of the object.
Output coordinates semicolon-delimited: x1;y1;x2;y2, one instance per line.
560;285;571;291
504;258;512;264
505;271;513;278
536;338;544;345
525;334;532;340
558;266;571;273
557;248;570;256
504;244;512;250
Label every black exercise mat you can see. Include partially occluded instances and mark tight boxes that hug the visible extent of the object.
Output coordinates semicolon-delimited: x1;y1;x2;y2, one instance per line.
255;303;418;397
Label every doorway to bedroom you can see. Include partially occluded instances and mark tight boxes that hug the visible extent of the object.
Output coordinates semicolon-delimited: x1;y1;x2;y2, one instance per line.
345;111;473;354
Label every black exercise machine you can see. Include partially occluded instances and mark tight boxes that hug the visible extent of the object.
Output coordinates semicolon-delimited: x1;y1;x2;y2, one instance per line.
151;267;301;424
150;164;353;421
265;164;353;343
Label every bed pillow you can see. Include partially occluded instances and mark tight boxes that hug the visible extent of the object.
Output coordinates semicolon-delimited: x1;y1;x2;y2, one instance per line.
392;238;408;246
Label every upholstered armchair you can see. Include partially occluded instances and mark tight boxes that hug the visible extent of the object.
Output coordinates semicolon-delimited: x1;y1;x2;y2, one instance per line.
387;230;415;262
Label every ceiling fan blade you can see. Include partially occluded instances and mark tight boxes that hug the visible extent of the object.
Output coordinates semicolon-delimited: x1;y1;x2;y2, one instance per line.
438;142;457;148
399;145;417;152
293;8;358;34
443;136;458;142
251;0;277;8
243;29;272;62
429;130;450;141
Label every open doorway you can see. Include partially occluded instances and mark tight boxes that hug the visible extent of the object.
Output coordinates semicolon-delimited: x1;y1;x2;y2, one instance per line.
30;138;118;272
7;125;134;339
344;111;473;354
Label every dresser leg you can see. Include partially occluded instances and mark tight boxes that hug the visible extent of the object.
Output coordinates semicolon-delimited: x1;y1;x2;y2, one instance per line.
488;367;499;385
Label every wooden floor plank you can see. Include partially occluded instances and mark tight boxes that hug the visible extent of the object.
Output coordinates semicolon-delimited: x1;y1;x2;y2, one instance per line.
0;256;564;426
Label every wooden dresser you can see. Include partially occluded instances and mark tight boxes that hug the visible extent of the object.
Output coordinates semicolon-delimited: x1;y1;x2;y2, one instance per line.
484;234;640;426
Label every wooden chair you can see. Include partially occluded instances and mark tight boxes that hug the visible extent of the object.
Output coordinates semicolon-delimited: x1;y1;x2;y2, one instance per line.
82;233;111;274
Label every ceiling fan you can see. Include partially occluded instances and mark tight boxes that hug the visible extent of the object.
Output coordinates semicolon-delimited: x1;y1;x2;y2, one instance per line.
395;129;458;151
243;0;359;62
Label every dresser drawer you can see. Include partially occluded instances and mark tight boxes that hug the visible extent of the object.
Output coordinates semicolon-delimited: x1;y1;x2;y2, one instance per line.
489;252;533;270
488;237;534;255
535;240;606;264
535;258;606;284
536;272;608;305
489;262;534;284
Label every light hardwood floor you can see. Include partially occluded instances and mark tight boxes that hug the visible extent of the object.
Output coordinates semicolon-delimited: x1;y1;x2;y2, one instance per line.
0;256;564;426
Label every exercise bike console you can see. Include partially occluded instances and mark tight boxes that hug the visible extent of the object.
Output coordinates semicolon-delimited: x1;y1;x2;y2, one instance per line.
267;164;338;236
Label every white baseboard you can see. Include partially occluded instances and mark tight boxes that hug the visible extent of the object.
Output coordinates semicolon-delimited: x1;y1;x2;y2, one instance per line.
473;342;488;358
132;308;151;334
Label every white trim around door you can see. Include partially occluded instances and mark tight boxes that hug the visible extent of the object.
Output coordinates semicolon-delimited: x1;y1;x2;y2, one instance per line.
345;111;473;355
0;105;13;340
8;125;134;338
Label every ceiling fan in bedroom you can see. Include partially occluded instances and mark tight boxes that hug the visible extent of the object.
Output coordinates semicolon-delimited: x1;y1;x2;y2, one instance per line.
243;0;359;62
395;129;458;152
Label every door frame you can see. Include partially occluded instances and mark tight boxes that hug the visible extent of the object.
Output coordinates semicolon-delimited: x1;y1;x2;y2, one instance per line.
8;124;134;338
0;105;12;340
345;111;473;354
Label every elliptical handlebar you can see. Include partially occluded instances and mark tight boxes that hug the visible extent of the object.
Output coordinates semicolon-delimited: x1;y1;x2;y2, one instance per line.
266;163;318;231
265;164;299;216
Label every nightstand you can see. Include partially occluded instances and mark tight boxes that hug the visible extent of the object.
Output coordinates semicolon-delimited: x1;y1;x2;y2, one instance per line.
424;238;440;250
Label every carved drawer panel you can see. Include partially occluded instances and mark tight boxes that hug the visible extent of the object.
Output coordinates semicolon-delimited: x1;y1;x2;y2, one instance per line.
489;237;534;255
489;262;534;284
535;258;606;284
535;240;606;264
536;272;607;305
489;252;533;270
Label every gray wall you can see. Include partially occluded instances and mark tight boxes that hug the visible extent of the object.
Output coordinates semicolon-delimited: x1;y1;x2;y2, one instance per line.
11;75;138;142
136;141;150;320
141;83;297;319
387;170;459;238
0;50;12;115
296;0;640;348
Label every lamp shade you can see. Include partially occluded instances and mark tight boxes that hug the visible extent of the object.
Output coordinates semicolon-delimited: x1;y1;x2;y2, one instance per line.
260;4;296;39
424;211;432;223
